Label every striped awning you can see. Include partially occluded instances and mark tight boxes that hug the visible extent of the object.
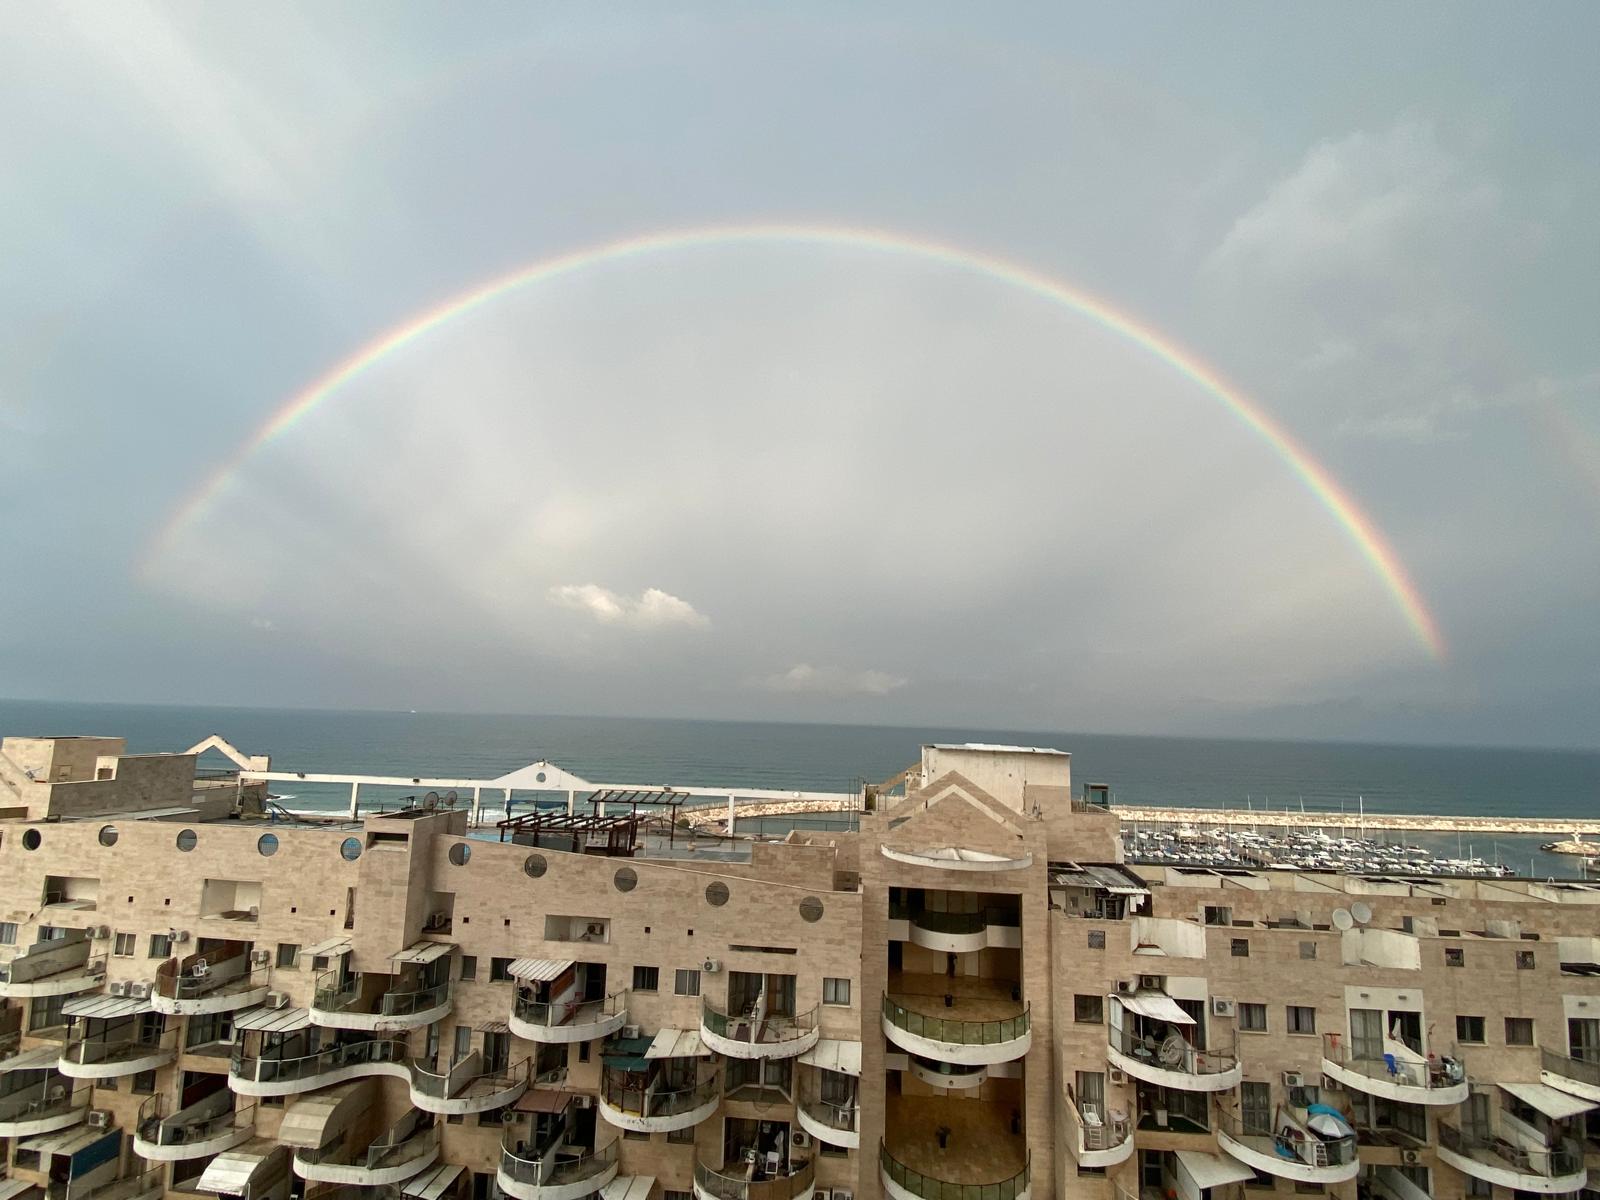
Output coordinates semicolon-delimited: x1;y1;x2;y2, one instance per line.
63;994;152;1019
476;1020;510;1034
404;1163;465;1200
302;937;352;960
799;1038;861;1076
601;1177;655;1200
0;1045;65;1073
507;959;573;983
232;1006;311;1033
392;941;455;966
645;1028;709;1059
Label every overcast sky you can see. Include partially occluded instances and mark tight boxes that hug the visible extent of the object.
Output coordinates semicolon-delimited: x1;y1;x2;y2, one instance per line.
2;4;1597;748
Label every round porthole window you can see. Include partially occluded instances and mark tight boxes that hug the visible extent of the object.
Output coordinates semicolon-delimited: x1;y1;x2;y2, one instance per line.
448;842;472;867
799;896;824;923
22;829;42;851
257;833;279;857
535;771;547;784
705;881;730;907
340;836;362;862
98;825;119;847
524;854;548;879
614;866;638;893
175;829;198;852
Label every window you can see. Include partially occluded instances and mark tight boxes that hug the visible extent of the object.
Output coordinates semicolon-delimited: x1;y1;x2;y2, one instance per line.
821;1142;849;1159
149;933;172;958
674;969;701;997
664;1191;693;1200
823;977;851;1006
1204;905;1233;926
460;955;477;981
1239;1002;1267;1032
453;1025;472;1062
29;994;67;1031
1466;1176;1491;1198
1445;947;1464;967
632;965;659;992
1294;1184;1324;1195
1456;1015;1485;1044
1516;950;1535;970
1241;1081;1272;1134
1505;1017;1534;1045
623;1129;650;1141
578;1042;590;1063
667;1127;695;1145
0;922;16;945
1287;1006;1316;1035
1075;994;1104;1024
1087;929;1105;950
1299;941;1317;960
489;957;514;982
276;943;300;968
1246;1169;1276;1190
132;1070;158;1094
113;932;136;957
1231;938;1250;957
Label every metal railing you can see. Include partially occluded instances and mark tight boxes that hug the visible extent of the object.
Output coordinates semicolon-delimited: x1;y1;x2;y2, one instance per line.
297;1118;438;1172
156;954;256;1002
137;1091;255;1147
1216;1108;1357;1169
694;1156;815;1200
882;994;1029;1047
800;1095;860;1133
379;980;451;1017
312;970;361;1013
1438;1122;1584;1179
889;905;1022;934
230;1037;406;1084
514;987;627;1029
410;1054;527;1101
601;1068;720;1119
1107;1023;1236;1076
500;1137;618;1190
702;997;819;1045
1071;1099;1128;1151
61;1027;175;1068
1541;1046;1600;1089
1322;1034;1465;1090
879;1141;1028;1200
0;1076;83;1122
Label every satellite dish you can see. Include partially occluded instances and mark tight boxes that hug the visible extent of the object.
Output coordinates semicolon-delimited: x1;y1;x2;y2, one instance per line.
1351;901;1373;926
424;790;440;806
1332;908;1354;930
444;790;458;808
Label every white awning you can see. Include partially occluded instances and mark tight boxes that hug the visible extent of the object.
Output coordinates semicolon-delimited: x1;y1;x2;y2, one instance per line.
1176;1150;1256;1189
404;1164;466;1200
1501;1081;1598;1120
0;1178;41;1200
392;941;455;966
197;1141;284;1195
63;994;152;1019
799;1039;861;1076
1118;993;1195;1025
231;1006;311;1033
601;1177;655;1200
0;1045;66;1072
508;958;573;983
20;1127;109;1157
645;1028;710;1059
280;1080;372;1148
302;937;351;960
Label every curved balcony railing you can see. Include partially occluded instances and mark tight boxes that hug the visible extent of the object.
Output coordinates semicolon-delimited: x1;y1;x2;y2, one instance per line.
879;1141;1029;1200
0;1075;87;1134
153;955;266;1014
600;1069;720;1124
693;1156;815;1200
1213;1109;1357;1183
1437;1122;1587;1191
701;998;819;1058
380;981;450;1017
295;1121;439;1184
881;995;1030;1047
797;1094;860;1149
1106;1023;1239;1086
230;1037;408;1092
1321;1035;1467;1103
59;1028;176;1077
511;987;628;1043
500;1137;619;1199
133;1091;255;1159
409;1055;529;1114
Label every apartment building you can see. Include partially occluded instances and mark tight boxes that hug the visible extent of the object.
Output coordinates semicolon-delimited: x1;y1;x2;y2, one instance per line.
2;734;1599;1200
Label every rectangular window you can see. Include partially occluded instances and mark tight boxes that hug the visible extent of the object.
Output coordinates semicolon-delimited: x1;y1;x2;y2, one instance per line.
453;1025;472;1062
1299;941;1317;960
623;1129;650;1141
0;922;16;945
276;943;300;968
823;977;851;1006
131;1070;158;1094
1505;1017;1534;1046
1241;1081;1272;1134
460;955;477;981
1445;947;1464;967
1466;1176;1491;1198
1456;1015;1486;1044
1087;929;1105;950
1239;1003;1267;1032
489;957;513;982
1287;1005;1316;1035
674;969;701;997
1516;950;1535;970
1204;906;1233;926
632;966;659;992
1231;938;1250;957
113;932;136;957
148;933;172;958
1075;994;1104;1024
667;1127;695;1145
29;993;67;1032
578;1042;590;1063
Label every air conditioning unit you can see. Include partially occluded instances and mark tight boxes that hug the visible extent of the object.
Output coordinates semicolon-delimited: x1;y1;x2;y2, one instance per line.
1400;1149;1421;1166
622;1025;641;1040
1283;1071;1305;1088
90;925;110;940
173;930;191;944
246;906;259;920
129;982;151;1000
1138;975;1163;991
87;959;106;976
1115;979;1134;994
500;1110;519;1125
1211;998;1236;1017
426;912;449;931
251;950;271;966
265;991;290;1010
833;1189;853;1200
573;1095;593;1109
1108;1068;1126;1085
109;981;131;997
791;1131;811;1149
87;1110;112;1129
702;959;722;974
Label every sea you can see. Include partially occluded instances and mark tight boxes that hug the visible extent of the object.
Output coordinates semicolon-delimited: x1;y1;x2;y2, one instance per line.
4;699;1597;878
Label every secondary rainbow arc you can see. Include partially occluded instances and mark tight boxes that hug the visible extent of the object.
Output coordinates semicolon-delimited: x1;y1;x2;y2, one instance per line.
139;222;1446;659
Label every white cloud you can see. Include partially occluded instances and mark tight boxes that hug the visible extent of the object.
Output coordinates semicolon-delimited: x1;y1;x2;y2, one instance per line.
548;584;710;630
757;663;907;697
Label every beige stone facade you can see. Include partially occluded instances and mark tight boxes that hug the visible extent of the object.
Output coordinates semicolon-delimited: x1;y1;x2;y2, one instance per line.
2;735;1598;1200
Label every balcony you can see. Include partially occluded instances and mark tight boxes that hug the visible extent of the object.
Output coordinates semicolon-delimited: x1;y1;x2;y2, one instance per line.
0;1074;87;1137
1105;1004;1239;1093
1063;1095;1131;1169
310;971;453;1033
598;1067;721;1134
133;1091;256;1161
1321;1035;1468;1106
1214;1108;1359;1186
881;1130;1028;1200
0;941;104;998
1540;1047;1600;1104
889;905;1022;954
498;1137;619;1200
693;1156;814;1200
229;1038;408;1098
1436;1122;1588;1194
152;954;269;1017
510;988;628;1045
701;998;819;1060
58;1028;176;1079
293;1112;440;1187
795;1070;860;1150
409;1053;529;1115
55;1169;164;1200
881;978;1030;1066
880;845;1032;873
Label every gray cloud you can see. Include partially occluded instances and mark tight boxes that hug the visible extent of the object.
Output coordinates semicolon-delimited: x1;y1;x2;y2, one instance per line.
757;665;908;698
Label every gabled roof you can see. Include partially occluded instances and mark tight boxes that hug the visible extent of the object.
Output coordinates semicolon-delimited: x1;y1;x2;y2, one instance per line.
490;761;596;791
879;772;1031;858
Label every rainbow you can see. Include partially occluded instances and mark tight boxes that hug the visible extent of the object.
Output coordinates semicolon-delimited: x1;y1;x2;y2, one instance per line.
140;221;1446;658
